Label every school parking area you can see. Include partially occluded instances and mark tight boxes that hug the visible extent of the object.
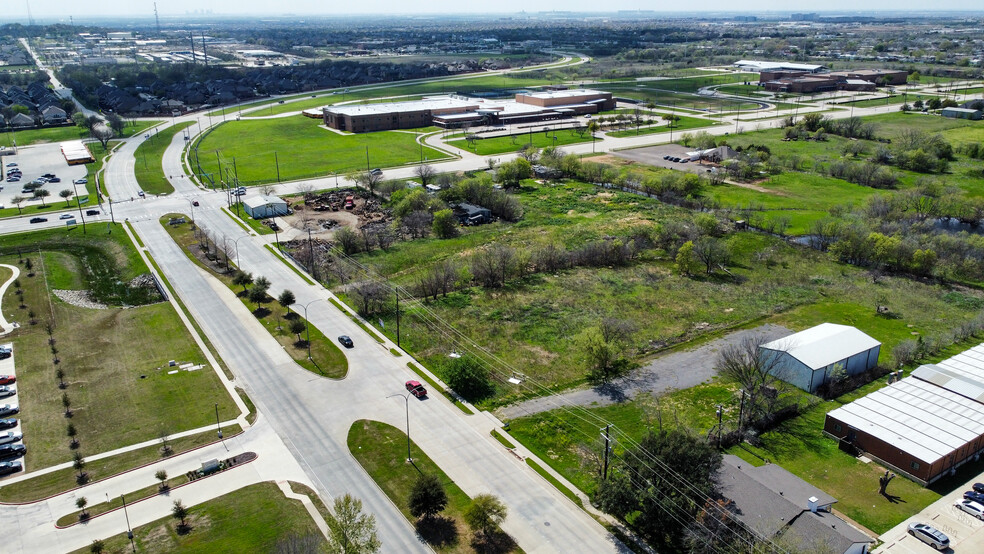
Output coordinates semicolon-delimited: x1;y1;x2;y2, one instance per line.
877;472;984;553
1;143;88;210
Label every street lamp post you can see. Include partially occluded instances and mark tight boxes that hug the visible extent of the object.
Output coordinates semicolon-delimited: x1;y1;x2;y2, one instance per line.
121;494;136;553
231;235;249;269
296;298;325;360
70;180;86;234
215;402;223;443
387;392;412;463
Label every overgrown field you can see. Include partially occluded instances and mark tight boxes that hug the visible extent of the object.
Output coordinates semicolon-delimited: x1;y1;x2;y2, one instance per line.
0;227;237;472
192;117;448;186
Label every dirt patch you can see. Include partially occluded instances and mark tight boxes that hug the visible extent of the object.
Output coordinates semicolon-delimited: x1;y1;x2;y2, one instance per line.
725;180;789;196
52;290;110;310
586;154;632;166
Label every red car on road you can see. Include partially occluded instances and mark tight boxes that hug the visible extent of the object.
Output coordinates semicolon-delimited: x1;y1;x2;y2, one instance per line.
405;380;427;398
0;376;13;386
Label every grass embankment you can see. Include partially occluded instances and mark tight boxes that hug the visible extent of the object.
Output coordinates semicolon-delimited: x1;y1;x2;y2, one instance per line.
0;120;162;148
348;419;518;553
0;227;237;475
192;117;448;186
160;215;347;378
448;129;591;155
133;121;195;195
67;482;326;554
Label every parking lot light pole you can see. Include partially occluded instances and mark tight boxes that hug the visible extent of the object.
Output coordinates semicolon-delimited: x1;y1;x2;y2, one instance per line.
296;298;325;359
387;392;412;463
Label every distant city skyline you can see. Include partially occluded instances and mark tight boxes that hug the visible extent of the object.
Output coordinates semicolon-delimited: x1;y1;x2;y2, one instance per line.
3;1;983;21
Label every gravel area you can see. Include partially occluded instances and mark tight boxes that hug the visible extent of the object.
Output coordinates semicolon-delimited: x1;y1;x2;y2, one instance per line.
497;323;792;420
53;289;109;310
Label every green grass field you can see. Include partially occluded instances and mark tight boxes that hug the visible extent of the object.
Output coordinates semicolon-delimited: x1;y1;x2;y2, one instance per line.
0;226;237;473
348;419;515;553
449;128;591;155
68;482;326;554
0;120;162;148
192;117;448;186
161;215;348;378
134;122;195;195
605;115;721;138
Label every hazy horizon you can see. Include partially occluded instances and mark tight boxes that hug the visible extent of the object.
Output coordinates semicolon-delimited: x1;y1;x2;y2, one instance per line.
3;2;983;21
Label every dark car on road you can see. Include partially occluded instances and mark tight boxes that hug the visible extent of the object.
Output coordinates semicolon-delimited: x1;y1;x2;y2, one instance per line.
0;461;21;476
85;210;99;216
0;419;16;430
338;335;354;348
29;217;47;224
0;405;18;417
0;443;25;460
405;380;427;398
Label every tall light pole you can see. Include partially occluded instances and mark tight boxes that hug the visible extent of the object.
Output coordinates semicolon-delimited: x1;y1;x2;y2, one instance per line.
387;391;412;463
121;494;136;552
296;298;325;360
71;180;86;234
232;235;249;268
215;402;223;443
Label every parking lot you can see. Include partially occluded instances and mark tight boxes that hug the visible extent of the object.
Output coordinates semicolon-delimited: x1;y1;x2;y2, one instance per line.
877;472;984;552
613;143;722;174
0;342;23;478
1;143;88;210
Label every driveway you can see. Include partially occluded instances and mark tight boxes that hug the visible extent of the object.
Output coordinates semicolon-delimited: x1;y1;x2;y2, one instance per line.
498;324;790;420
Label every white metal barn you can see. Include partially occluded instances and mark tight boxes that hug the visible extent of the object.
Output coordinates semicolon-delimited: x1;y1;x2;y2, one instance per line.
242;195;288;219
759;323;881;393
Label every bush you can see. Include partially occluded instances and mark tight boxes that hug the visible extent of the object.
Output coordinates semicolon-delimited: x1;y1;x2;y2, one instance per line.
441;356;495;402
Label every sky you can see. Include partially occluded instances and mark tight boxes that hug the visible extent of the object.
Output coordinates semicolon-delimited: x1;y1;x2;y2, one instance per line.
7;1;982;19
9;0;981;21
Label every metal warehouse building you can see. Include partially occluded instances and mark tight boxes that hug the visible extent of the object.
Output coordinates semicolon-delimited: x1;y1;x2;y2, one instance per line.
759;323;881;394
824;343;984;485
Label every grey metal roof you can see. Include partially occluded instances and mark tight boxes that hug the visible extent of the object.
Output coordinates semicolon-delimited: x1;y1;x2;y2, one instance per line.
826;376;984;465
759;323;880;370
910;343;984;403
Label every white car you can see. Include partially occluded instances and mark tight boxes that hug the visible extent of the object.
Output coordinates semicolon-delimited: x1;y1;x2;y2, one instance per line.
0;387;14;399
59;213;74;220
73;178;87;185
0;432;21;446
908;522;950;550
954;498;984;520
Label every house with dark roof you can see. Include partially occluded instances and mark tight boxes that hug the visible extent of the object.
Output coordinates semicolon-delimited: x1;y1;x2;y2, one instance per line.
41;106;68;125
718;455;873;554
8;113;34;128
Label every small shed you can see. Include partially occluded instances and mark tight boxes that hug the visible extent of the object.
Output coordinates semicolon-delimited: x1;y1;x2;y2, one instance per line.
242;195;288;219
453;202;492;225
759;323;881;393
942;107;983;120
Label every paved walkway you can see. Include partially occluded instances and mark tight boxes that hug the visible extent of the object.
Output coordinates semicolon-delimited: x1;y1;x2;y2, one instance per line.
0;263;21;334
499;324;791;420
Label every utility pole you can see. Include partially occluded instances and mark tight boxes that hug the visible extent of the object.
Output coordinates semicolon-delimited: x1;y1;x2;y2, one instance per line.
601;424;611;480
274;151;281;182
153;3;161;35
189;32;197;64
716;405;723;449
737;389;746;436
307;228;317;282
395;292;401;348
201;32;208;66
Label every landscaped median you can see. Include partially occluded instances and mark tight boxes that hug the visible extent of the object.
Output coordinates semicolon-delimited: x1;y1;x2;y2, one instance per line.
348;419;518;553
133;121;195;195
160;214;347;378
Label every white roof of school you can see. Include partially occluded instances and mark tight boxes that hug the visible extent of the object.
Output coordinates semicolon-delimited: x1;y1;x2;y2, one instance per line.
760;323;880;370
522;88;610;99
733;59;825;72
60;140;93;162
827;376;984;465
243;195;286;209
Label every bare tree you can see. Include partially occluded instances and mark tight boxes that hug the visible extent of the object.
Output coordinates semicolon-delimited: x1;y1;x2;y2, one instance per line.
716;336;792;430
92;124;115;149
692;236;729;274
260;184;277;196
351;280;390;316
414;164;436;186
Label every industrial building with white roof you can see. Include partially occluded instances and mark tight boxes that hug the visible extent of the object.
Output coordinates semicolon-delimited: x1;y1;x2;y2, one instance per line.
824;342;984;484
312;89;615;133
759;323;881;393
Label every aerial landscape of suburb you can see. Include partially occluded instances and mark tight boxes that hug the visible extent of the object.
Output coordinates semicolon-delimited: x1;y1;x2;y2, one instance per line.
2;2;984;552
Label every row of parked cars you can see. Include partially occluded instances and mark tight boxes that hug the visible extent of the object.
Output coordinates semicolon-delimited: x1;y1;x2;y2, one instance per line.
905;483;984;550
0;345;23;476
662;154;691;164
5;162;21;183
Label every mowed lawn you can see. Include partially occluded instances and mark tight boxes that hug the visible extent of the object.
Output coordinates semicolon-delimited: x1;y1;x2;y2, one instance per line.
193;117;448;186
134;121;195;195
0;227;237;472
0;120;162;148
449;128;591;155
68;482;326;554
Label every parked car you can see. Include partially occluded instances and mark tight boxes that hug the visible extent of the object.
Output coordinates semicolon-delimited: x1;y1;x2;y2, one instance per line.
0;347;10;360
370;168;383;176
0;387;14;399
29;217;47;224
0;405;18;417
42;173;55;179
5;163;16;167
0;461;21;476
138;190;145;197
0;443;25;460
0;419;16;430
907;522;949;550
405;380;428;398
337;335;354;348
974;482;984;494
964;490;984;504
0;375;12;384
59;213;74;220
73;178;87;185
0;432;21;446
954;498;984;520
192;200;200;206
6;177;19;183
85;210;99;216
48;177;61;183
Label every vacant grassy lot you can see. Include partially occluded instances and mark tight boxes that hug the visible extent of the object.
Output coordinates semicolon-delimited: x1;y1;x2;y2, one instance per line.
606;115;721;137
161;215;347;378
0;226;237;473
0;120;162;148
337;179;983;406
68;482;325;554
192;117;448;186
448;128;591;155
134;121;195;195
349;419;516;553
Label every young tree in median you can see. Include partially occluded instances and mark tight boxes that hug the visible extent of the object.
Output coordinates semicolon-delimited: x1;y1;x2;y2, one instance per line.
76;496;88;520
408;474;448;521
59;189;74;207
156;469;169;491
289;319;307;344
463;494;507;537
278;290;296;315
172;499;190;532
327;494;381;554
233;271;253;294
11;196;25;215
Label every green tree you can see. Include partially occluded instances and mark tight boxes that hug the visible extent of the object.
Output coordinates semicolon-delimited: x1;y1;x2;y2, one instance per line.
76;496;88;519
278;289;295;315
463;494;507;537
675;241;700;276
156;469;169;491
59;189;74;207
90;539;105;553
172;499;189;531
495;158;532;187
33;188;51;207
432;209;459;239
289;319;307;342
327;494;381;554
408;474;448;520
105;112;125;137
10;196;25;215
233;271;253;294
67;422;78;448
587;120;600;152
442;356;494;402
575;317;636;382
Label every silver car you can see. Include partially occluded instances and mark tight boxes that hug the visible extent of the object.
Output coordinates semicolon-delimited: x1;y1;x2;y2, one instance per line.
908;522;949;550
954;498;984;521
